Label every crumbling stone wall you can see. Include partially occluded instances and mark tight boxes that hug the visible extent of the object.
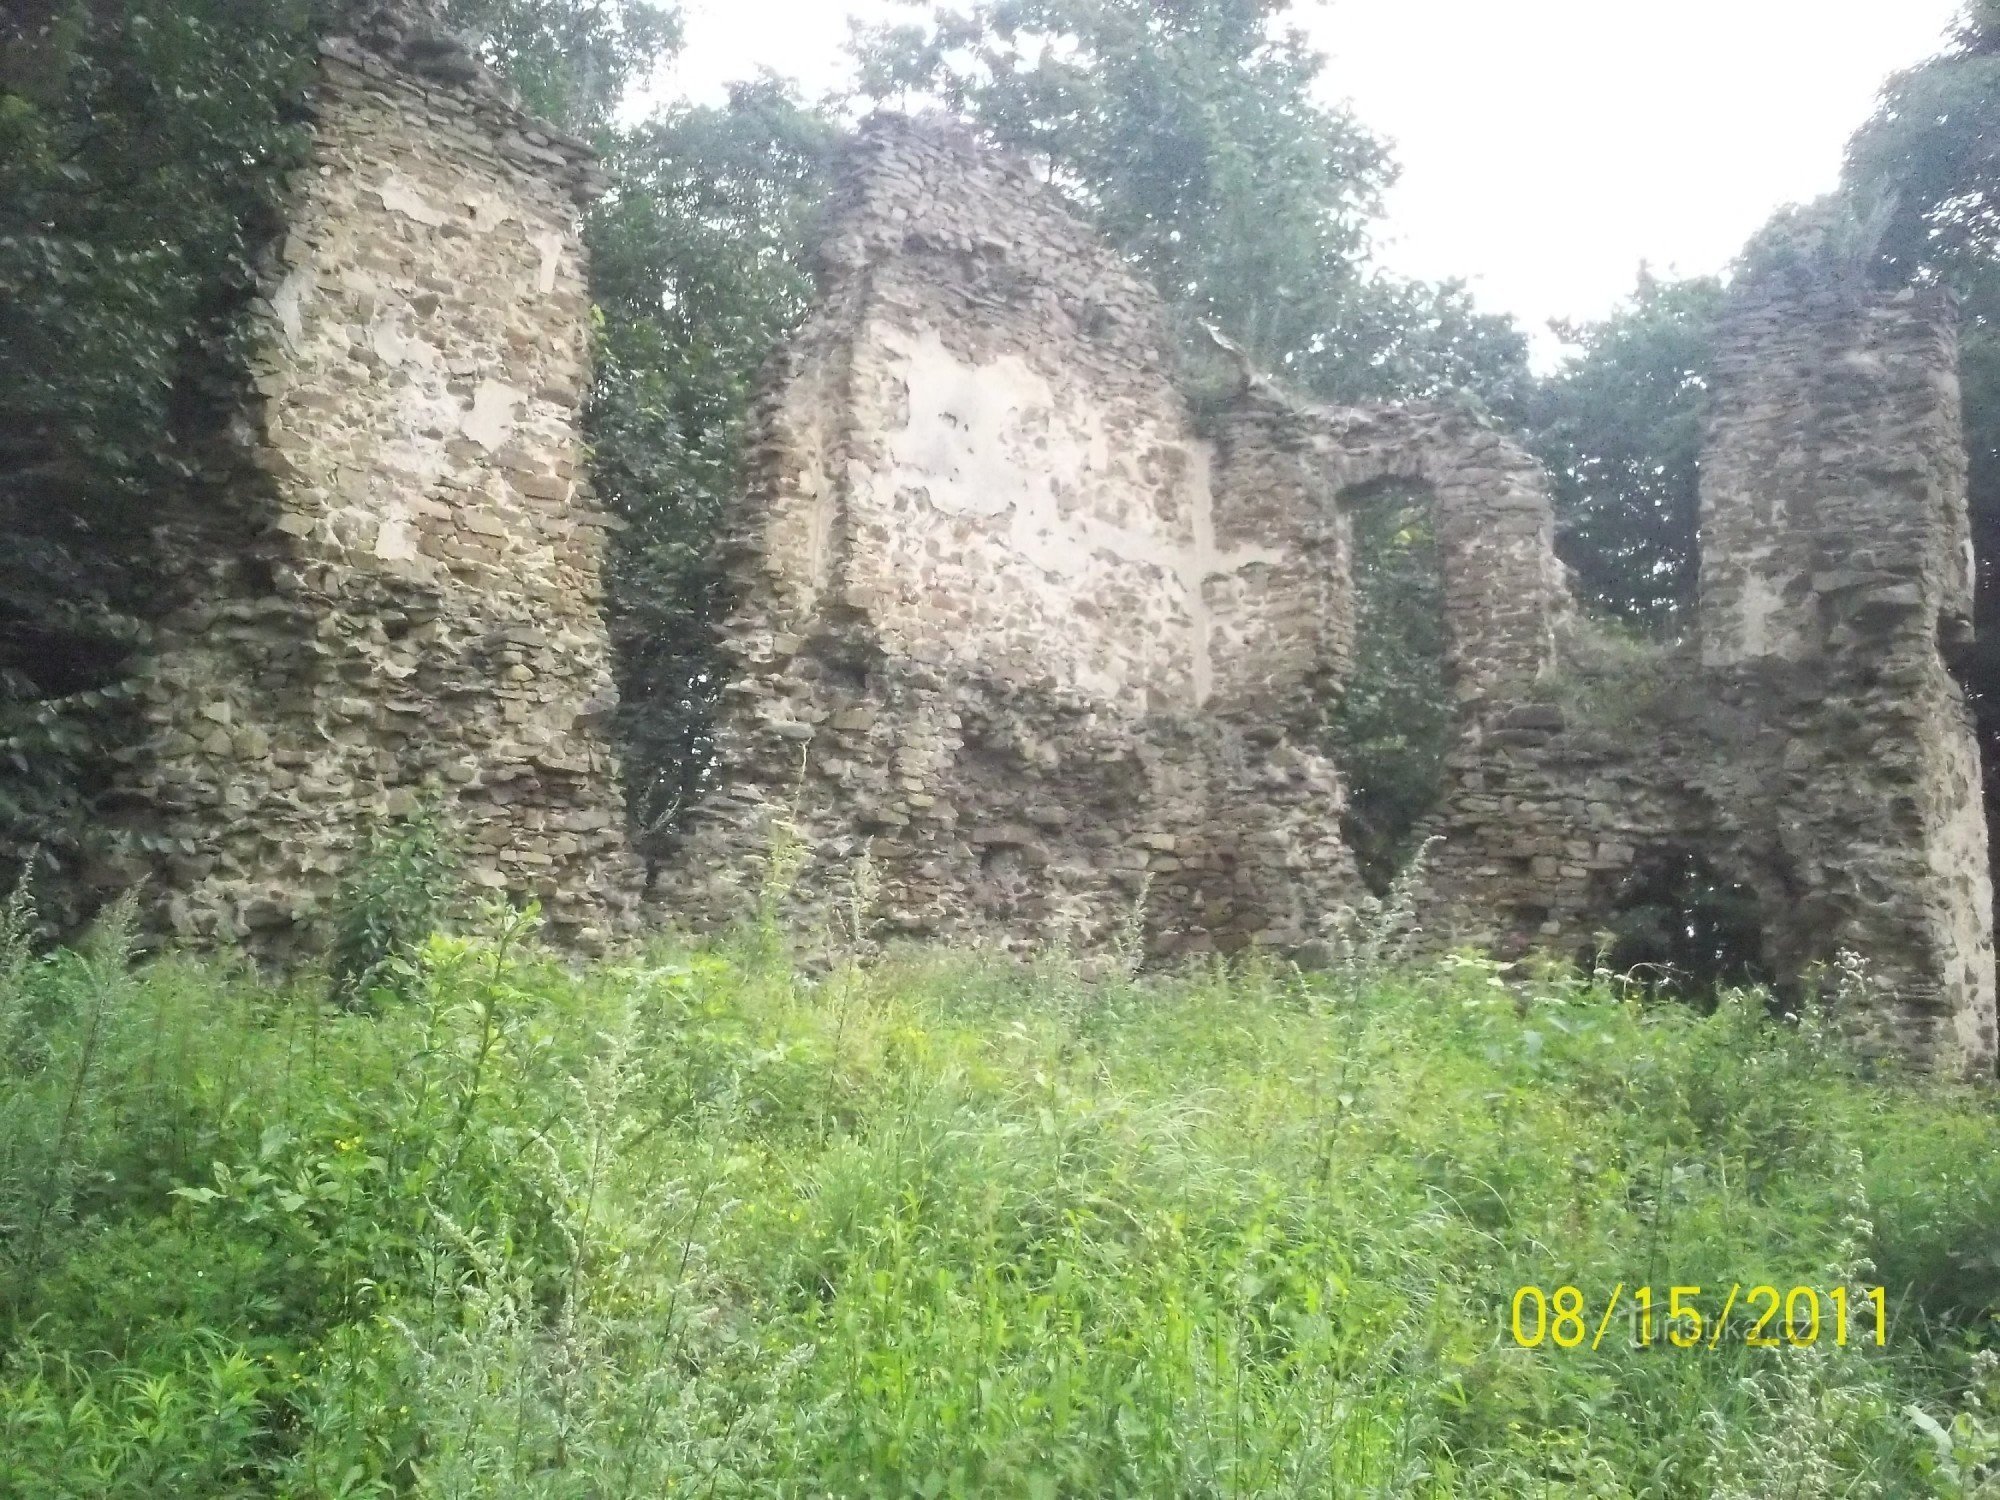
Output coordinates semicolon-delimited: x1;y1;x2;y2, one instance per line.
1412;269;1997;1074
656;117;1371;955
106;0;639;954
1694;271;1993;1068
668;115;1997;1071
654;117;1574;962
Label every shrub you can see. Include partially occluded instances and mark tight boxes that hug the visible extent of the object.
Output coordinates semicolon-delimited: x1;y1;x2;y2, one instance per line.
326;807;459;1004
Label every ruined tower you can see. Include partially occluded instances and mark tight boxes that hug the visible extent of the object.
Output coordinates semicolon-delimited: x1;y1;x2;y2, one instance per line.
111;0;639;953
1693;263;1995;1069
1413;258;1997;1074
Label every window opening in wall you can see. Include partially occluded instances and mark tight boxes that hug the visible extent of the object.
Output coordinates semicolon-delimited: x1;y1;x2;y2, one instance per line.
1327;479;1453;894
1591;848;1768;1006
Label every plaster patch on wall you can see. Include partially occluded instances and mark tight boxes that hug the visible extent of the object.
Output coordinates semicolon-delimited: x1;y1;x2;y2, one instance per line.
371;514;417;562
1704;557;1806;666
659;117;1369;965
874;325;1281;706
461;189;513;233
270;266;314;353
376;172;448;227
463;380;524;450
367;310;441;371
533;231;563;294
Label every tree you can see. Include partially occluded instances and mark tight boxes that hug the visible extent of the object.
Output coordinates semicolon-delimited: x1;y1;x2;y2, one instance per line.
586;81;837;851
0;0;321;907
848;0;1531;414
1530;272;1724;631
1326;483;1449;890
443;0;680;134
1844;4;1999;286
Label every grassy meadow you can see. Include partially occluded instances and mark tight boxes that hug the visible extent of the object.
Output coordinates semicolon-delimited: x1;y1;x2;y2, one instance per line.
4;901;2000;1496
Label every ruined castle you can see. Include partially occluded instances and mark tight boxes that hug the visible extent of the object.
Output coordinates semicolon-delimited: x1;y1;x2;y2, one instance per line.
657;119;1996;1074
72;4;1998;1072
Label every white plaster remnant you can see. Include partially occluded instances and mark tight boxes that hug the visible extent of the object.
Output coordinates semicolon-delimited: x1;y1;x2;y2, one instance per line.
662;117;1368;974
271;266;315;352
367;314;439;370
1703;557;1808;668
462;380;524;450
371;515;417;562
533;231;563;294
376;173;449;226
876;326;1280;706
460;190;512;233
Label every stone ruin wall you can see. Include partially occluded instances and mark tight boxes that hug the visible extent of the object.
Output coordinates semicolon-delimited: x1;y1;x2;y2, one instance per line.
1698;275;1993;1069
44;50;1989;1074
664;115;1997;1072
655;117;1572;963
656;118;1370;956
103;0;639;955
1412;271;1997;1074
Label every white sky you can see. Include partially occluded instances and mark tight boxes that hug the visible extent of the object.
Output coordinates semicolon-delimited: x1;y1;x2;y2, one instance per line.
654;0;1966;357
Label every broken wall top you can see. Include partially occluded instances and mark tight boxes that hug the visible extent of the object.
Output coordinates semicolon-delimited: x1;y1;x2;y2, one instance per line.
323;0;608;207
1699;261;1970;673
735;114;1567;726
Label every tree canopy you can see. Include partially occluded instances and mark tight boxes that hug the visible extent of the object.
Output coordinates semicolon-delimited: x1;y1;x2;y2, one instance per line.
848;0;1530;415
443;0;681;132
1530;273;1723;630
0;0;321;901
586;80;836;846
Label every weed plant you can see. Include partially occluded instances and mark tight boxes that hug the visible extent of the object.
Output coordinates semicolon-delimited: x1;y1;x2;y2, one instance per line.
2;900;1999;1495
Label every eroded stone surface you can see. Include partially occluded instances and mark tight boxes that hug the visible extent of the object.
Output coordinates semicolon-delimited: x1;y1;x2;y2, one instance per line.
108;0;639;954
652;117;1570;963
659;115;1996;1072
76;74;1993;1071
1414;270;1996;1074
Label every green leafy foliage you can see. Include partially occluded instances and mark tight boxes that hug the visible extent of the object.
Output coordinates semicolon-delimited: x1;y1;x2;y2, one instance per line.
586;83;837;847
326;809;462;1005
0;0;321;896
848;0;1532;414
1327;485;1452;889
4;913;2000;1493
442;0;682;134
1531;273;1725;632
1845;6;2000;288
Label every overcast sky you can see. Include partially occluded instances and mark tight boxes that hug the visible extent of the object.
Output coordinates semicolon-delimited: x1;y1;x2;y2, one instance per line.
652;0;1965;359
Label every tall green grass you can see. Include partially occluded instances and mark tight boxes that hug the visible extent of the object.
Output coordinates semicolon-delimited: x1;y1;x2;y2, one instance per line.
2;904;1998;1496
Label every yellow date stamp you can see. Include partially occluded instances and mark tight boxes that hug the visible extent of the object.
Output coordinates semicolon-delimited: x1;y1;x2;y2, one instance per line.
1509;1284;1888;1350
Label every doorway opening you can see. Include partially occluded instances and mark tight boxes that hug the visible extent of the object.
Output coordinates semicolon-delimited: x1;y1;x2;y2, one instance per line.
1328;479;1453;893
1590;847;1768;1004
